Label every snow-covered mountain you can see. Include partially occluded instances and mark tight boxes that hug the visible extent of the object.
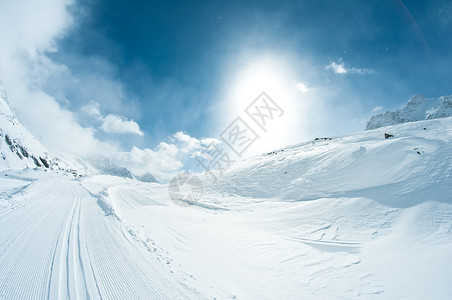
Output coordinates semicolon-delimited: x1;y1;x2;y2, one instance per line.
136;172;158;183
79;155;159;182
366;94;452;130
83;155;134;179
0;84;72;172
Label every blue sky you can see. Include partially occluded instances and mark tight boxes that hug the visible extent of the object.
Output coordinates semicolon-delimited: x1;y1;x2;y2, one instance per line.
1;0;451;180
52;0;451;141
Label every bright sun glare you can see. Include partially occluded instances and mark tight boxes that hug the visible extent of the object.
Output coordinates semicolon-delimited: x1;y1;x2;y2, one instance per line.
220;55;311;156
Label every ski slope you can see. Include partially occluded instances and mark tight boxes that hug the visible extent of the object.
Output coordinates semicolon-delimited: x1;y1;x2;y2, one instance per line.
0;117;452;299
0;171;199;299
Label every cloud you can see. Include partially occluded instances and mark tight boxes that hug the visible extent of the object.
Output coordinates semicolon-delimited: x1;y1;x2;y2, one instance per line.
100;114;144;136
326;61;348;74
82;102;144;136
295;82;311;93
118;144;182;181
0;0;146;157
0;0;73;56
114;132;220;182
0;0;217;181
44;54;141;118
172;131;219;153
82;102;101;117
372;106;383;112
0;0;119;156
325;58;373;75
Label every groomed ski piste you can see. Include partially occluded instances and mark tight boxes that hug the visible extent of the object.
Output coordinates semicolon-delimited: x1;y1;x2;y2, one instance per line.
1;116;452;299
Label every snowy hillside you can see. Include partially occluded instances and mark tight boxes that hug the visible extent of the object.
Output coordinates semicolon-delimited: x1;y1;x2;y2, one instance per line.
0;85;72;172
111;117;452;299
204;117;452;204
366;94;452;130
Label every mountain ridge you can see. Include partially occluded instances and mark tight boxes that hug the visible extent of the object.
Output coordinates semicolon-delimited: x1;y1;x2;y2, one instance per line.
366;94;452;130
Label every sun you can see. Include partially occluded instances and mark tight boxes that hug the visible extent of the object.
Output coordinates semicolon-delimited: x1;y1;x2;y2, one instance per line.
228;55;292;113
217;53;309;157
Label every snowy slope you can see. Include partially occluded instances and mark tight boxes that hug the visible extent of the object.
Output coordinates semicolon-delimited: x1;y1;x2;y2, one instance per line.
0;84;71;172
366;94;452;130
86;117;452;299
0;171;198;299
204;117;452;205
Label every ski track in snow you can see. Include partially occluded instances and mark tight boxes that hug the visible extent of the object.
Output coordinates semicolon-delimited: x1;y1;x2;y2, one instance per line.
0;178;189;300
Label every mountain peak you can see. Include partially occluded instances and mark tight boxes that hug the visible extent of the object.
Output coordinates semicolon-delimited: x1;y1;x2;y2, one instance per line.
366;94;452;130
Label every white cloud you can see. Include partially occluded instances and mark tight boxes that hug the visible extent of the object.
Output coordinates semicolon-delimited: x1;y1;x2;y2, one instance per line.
0;0;216;181
326;61;348;74
295;82;311;93
118;144;182;182
172;131;200;152
0;0;73;56
82;102;101;117
0;0;223;182
100;114;144;136
82;102;144;136
0;0;119;156
372;106;383;112
81;102;144;136
0;0;146;156
114;132;220;182
172;131;220;153
325;58;373;75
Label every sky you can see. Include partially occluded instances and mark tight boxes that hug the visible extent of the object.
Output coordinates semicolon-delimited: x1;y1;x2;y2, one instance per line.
0;0;451;181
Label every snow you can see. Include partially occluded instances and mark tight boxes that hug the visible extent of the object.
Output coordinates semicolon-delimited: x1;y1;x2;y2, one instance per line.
0;86;73;172
0;172;196;299
366;94;452;130
1;115;451;298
